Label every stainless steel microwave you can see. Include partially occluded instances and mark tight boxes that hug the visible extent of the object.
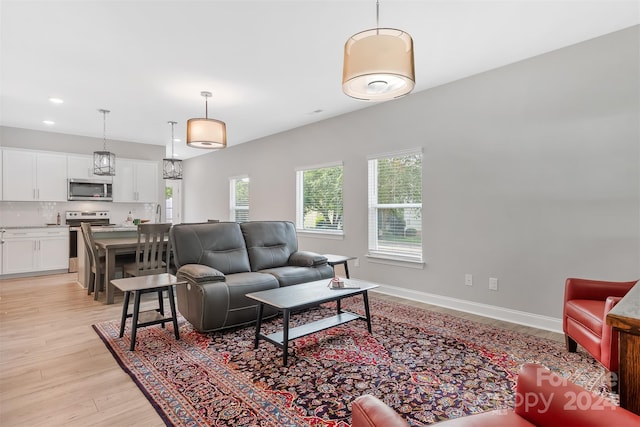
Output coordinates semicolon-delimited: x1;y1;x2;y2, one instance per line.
68;179;113;201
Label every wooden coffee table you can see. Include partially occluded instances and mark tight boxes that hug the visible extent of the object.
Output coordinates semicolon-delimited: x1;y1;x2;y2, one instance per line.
246;278;378;366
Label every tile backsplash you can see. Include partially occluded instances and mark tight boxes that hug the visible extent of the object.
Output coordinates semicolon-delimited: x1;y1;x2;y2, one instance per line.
0;201;161;227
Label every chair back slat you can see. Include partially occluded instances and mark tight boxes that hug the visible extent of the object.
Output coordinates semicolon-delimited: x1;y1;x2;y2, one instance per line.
134;223;172;275
80;222;102;277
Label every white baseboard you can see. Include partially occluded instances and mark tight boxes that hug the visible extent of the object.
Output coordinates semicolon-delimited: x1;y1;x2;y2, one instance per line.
371;283;563;334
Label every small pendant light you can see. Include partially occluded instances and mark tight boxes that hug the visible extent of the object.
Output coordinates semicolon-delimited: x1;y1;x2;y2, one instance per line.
342;0;415;101
186;91;227;149
93;109;116;176
163;121;183;180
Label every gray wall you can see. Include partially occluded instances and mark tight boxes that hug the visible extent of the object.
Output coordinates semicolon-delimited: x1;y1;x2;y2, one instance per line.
182;26;640;320
0;127;165;161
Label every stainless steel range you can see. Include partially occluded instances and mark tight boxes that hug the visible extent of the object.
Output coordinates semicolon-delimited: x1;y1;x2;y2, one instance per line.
66;211;113;273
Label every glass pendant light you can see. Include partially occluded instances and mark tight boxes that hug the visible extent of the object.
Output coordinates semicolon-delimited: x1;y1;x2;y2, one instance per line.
163;121;183;180
342;0;415;101
93;109;116;176
186;91;227;149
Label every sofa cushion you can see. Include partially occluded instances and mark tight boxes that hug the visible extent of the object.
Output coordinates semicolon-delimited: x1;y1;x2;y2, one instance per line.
260;265;334;287
171;222;251;274
240;221;298;271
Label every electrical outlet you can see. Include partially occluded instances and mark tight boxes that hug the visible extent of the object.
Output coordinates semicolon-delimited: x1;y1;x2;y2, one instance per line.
489;277;498;291
465;274;473;286
353;258;360;268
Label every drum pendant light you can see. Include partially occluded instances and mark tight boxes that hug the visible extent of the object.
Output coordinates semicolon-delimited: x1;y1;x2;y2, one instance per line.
93;109;116;176
342;0;415;101
186;91;227;149
163;121;183;180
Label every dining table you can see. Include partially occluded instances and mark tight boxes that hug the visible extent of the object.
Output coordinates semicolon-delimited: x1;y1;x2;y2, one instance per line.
93;236;169;304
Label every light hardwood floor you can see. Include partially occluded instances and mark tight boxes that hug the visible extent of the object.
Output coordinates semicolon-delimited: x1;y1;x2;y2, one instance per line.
0;272;563;426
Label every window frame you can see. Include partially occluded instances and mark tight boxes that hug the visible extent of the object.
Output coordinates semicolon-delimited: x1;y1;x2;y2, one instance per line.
229;175;250;222
295;161;344;237
367;148;423;264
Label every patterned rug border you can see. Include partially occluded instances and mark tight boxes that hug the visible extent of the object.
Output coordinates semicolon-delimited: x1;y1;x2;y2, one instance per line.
93;294;614;426
92;324;174;426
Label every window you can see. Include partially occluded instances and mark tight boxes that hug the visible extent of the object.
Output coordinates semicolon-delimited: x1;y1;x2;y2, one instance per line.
296;163;343;234
368;149;423;262
165;180;181;224
230;176;249;222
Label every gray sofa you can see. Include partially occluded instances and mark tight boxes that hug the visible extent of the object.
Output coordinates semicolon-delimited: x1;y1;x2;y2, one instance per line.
170;221;334;332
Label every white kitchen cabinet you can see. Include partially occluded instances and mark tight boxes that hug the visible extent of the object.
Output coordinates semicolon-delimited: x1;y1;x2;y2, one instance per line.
67;154;113;182
0;229;4;275
0;149;3;200
2;228;69;275
113;159;158;203
2;150;67;201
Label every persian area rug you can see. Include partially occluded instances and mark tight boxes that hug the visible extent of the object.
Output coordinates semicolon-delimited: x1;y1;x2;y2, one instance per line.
93;295;614;427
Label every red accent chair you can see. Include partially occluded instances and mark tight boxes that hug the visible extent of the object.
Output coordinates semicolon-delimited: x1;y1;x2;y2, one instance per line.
563;277;637;373
351;363;640;427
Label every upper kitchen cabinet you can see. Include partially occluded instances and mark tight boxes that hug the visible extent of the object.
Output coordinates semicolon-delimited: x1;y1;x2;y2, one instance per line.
113;159;158;203
67;154;113;183
2;149;67;201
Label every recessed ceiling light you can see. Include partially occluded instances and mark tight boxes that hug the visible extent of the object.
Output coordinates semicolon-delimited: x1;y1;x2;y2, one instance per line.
42;120;55;125
49;97;64;104
173;138;181;143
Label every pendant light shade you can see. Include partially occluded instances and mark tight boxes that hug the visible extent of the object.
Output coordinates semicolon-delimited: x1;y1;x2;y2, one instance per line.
187;91;227;149
342;1;415;101
93;109;116;176
163;121;183;180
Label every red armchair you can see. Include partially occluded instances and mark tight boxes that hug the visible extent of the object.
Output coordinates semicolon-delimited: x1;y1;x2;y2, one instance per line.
351;363;640;427
563;277;637;373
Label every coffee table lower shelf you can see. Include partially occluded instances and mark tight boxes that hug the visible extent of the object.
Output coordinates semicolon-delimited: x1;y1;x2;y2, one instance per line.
261;311;362;345
247;279;378;366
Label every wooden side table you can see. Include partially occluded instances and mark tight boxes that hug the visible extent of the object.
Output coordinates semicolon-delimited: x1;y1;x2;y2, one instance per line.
111;273;186;351
324;254;357;279
606;281;640;415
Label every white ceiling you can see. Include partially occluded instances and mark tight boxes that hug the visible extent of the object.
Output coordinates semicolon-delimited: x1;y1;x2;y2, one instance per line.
1;1;638;159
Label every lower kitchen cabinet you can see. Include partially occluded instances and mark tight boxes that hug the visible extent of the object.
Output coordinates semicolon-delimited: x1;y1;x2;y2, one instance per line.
2;228;69;275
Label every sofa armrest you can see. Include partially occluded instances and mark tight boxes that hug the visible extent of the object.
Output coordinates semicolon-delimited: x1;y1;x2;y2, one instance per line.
515;363;639;426
351;395;409;427
177;264;225;284
288;251;328;267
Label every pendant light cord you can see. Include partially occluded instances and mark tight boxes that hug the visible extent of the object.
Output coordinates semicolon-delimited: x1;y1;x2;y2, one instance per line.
170;121;175;159
100;109;110;151
376;0;380;35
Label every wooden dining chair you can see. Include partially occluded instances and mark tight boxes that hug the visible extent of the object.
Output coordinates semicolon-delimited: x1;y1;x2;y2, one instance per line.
124;223;173;278
80;222;134;301
80;222;103;299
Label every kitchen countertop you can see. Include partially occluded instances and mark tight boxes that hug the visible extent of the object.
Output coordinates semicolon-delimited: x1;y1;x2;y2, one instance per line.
2;225;70;229
91;226;138;232
66;225;138;232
